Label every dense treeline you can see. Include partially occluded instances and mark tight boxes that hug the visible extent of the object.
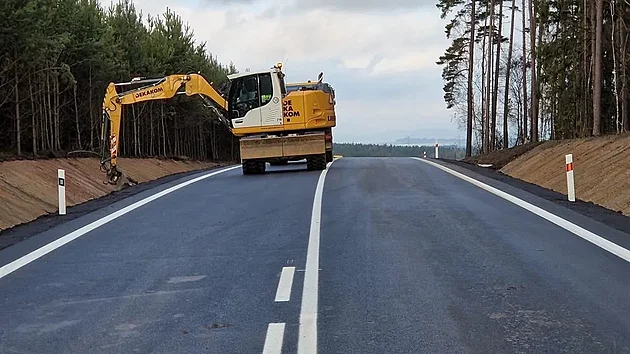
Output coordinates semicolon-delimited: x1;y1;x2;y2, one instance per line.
437;0;630;156
0;0;238;162
333;143;465;159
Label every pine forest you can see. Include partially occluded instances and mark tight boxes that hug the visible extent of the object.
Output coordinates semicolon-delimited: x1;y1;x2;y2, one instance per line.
437;0;630;156
0;0;239;162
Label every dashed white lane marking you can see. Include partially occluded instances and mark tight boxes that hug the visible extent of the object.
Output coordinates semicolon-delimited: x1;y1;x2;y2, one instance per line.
412;157;630;263
297;160;335;354
0;165;240;279
262;323;286;354
275;266;296;302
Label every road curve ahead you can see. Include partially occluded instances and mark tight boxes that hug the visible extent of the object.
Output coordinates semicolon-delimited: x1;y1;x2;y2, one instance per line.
1;157;629;353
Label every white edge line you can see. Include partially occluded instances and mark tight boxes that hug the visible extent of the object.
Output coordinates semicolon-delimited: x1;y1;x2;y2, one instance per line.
297;159;335;354
274;266;296;302
411;157;630;263
0;165;241;279
262;322;286;354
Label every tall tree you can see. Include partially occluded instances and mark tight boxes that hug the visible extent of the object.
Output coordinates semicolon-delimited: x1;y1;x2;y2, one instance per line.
502;0;517;148
484;0;495;153
467;0;476;156
529;0;539;141
593;0;602;136
491;0;504;149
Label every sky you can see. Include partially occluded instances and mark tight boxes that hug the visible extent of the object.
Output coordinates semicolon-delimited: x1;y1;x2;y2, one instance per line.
99;0;461;144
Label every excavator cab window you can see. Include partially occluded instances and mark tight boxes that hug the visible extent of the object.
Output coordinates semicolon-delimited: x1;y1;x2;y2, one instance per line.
259;73;273;105
229;75;260;118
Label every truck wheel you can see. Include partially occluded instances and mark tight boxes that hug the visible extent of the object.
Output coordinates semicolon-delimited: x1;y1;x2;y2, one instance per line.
326;151;333;163
307;154;327;171
243;160;266;175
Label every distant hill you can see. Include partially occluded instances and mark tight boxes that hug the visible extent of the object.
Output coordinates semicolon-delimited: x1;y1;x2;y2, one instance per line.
392;137;463;146
333;142;465;159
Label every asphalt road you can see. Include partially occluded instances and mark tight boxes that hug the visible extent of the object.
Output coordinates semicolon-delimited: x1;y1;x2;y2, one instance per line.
1;157;629;353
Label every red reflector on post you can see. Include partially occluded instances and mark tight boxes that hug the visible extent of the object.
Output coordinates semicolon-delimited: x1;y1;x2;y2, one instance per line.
566;163;573;172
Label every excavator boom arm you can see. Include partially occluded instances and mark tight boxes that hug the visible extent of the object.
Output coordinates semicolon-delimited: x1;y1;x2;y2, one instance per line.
100;73;229;184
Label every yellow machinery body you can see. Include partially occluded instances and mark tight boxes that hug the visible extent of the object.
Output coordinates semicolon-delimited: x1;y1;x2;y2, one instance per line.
100;64;336;181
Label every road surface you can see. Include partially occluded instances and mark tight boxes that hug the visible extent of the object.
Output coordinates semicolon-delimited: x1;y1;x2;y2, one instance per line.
1;157;629;353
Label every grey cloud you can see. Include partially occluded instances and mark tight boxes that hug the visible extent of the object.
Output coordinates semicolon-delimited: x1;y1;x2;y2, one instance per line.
200;0;433;13
283;58;445;102
199;0;256;3
291;0;435;12
257;7;277;19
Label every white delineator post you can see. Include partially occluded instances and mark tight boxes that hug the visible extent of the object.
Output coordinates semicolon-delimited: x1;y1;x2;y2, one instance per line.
423;151;427;158
434;142;439;159
565;154;575;202
58;169;66;215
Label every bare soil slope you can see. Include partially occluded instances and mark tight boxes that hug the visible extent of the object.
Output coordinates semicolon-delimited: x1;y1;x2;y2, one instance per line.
0;158;220;231
463;142;544;169
500;134;630;216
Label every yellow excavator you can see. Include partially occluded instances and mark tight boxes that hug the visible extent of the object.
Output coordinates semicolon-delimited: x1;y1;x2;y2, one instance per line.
100;63;336;184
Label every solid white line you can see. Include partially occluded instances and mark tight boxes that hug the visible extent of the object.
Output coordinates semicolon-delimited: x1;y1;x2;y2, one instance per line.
297;160;335;354
262;323;285;354
0;165;240;279
274;266;296;302
412;157;630;263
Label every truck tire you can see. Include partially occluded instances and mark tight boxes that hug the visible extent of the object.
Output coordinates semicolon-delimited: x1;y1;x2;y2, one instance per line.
326;151;333;163
307;154;327;171
242;160;266;175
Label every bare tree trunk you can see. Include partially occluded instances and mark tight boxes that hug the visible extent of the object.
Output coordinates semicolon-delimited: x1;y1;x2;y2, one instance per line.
74;86;82;149
29;73;37;156
15;66;21;155
536;14;543;137
161;103;166;156
589;0;596;135
41;79;48;150
466;0;476;157
582;0;588;136
492;0;503;149
174;119;179;156
481;8;489;153
503;0;516;148
529;0;539;142
150;103;154;155
522;0;529;143
46;72;54;150
593;0;602;136
54;76;61;151
612;2;620;134
514;89;524;146
89;65;94;150
132;104;138;156
484;0;495;153
622;20;629;132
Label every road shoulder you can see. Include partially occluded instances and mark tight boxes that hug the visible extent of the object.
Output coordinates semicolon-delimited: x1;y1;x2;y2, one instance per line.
0;164;236;257
417;158;630;252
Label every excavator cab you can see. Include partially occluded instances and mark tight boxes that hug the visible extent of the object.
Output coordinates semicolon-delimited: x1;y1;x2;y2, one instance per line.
226;65;287;132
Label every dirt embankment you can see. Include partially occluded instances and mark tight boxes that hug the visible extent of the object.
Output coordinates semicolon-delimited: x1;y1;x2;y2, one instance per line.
0;157;221;231
500;134;630;216
463;142;544;169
